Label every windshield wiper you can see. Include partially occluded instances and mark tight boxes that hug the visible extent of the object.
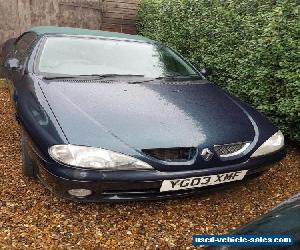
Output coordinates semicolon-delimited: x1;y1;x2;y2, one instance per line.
155;74;200;80
43;74;145;80
43;75;80;80
80;74;145;78
130;74;201;84
44;74;199;82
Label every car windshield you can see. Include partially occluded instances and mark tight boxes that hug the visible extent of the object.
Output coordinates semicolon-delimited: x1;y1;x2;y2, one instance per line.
37;36;199;78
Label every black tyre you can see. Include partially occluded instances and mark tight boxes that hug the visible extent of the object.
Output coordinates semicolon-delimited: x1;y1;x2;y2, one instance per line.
21;130;36;177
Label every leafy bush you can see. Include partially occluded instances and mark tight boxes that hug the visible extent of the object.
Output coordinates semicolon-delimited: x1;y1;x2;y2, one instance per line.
138;0;300;143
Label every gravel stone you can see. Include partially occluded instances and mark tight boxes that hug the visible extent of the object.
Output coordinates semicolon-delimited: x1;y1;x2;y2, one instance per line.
0;88;299;249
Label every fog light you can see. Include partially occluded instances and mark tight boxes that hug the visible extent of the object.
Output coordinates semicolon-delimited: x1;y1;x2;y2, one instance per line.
68;189;92;198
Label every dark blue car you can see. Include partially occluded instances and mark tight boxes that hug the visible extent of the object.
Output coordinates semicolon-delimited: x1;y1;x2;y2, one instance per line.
2;26;285;201
207;193;300;249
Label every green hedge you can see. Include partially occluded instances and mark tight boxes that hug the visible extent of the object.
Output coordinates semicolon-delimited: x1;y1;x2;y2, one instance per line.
138;0;300;143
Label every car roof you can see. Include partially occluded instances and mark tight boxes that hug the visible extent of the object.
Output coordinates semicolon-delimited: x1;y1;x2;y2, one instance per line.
29;26;154;43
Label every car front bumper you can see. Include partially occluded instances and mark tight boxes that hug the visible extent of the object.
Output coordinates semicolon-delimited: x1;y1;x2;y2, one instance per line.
34;148;286;202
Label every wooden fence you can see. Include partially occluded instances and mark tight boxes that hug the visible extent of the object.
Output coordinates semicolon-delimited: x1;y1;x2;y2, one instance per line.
0;0;139;45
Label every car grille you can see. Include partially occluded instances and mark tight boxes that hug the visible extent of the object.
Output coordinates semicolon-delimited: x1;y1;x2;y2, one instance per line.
142;147;196;162
214;142;250;158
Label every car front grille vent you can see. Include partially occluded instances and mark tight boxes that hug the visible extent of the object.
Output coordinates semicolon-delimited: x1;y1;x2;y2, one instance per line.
142;147;196;162
214;142;251;158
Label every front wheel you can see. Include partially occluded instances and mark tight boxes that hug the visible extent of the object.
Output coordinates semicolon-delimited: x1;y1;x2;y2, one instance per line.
21;130;36;177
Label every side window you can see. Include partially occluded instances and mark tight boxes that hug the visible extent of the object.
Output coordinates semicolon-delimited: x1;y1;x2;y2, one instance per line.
1;38;16;60
14;32;37;64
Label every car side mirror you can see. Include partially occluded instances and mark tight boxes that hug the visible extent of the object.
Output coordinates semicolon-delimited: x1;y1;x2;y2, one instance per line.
200;68;208;77
5;58;20;71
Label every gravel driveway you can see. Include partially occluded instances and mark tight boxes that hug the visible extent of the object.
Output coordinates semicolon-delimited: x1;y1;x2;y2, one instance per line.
0;88;299;249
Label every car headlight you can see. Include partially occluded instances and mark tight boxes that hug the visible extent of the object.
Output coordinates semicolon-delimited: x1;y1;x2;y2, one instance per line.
251;130;284;157
49;145;153;170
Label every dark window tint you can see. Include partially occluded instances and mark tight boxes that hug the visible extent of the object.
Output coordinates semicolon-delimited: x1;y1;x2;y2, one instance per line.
14;32;37;63
1;38;16;59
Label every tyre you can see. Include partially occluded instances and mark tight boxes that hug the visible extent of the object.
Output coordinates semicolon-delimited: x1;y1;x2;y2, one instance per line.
21;130;36;177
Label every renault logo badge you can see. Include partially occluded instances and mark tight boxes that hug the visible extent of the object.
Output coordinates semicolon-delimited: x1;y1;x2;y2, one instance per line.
201;148;214;161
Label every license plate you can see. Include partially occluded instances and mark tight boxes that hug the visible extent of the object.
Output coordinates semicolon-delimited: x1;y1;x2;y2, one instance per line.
160;170;248;192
